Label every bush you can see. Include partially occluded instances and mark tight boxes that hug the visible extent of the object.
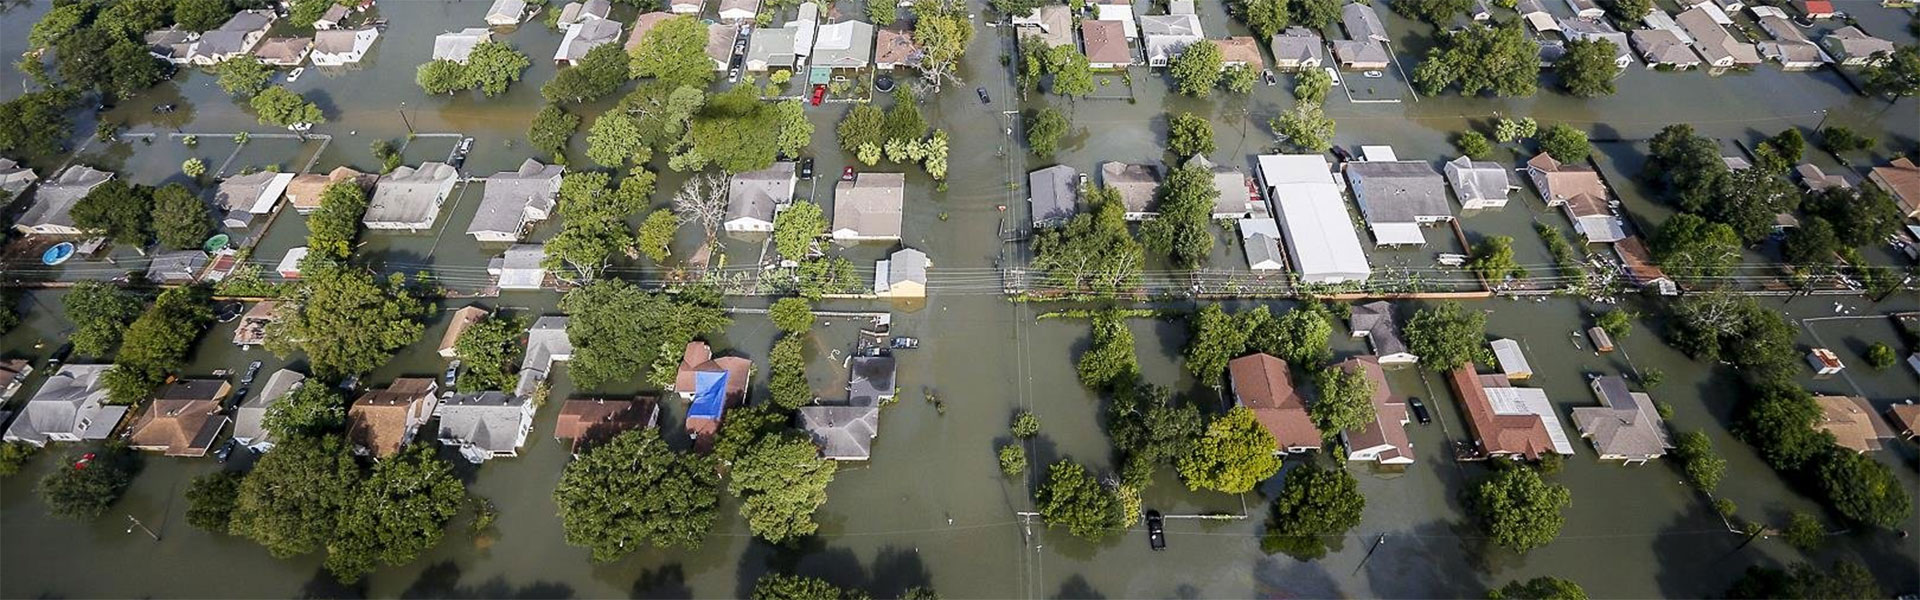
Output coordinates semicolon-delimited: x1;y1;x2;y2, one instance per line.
1012;411;1041;439
1783;511;1824;551
768;297;814;334
998;444;1027;476
1863;343;1896;370
186;471;244;533
0;441;37;476
1454;131;1492;159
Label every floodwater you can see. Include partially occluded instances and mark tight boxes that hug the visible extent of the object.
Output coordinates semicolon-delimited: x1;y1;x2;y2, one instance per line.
3;0;1920;597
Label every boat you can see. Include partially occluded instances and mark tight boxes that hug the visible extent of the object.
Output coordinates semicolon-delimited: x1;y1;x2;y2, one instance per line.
287;67;305;82
40;242;75;265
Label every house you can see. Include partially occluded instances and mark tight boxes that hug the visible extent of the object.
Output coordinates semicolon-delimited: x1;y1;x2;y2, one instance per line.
705;23;740;70
469;159;562;242
1489;339;1532;380
1254;154;1372;283
311;27;380;66
875;27;922;70
1756;16;1824;70
1570;375;1671;463
1338;356;1413;465
438;305;491;359
366;162;459;231
1588;326;1615;352
215;171;295;229
313;3;350;29
1563;190;1624;242
746;26;800;71
874;247;929;298
0;158;35;199
147;250;209;284
1081;20;1133;69
485;0;528;26
1100;162;1161;220
1517;0;1557;33
1450;367;1575;459
287;166;371;213
848;355;898;405
127;379;231;457
1675;6;1760;68
1527;153;1622;242
231;301;280;346
1;365;126;446
1887;403;1920;441
673;341;752;401
1187;155;1260;218
1343;1;1389;43
1631;29;1703;68
1807;347;1845;375
436;391;536;463
1870;157;1920;218
277;247;309;278
671;0;704;13
146;27;198;63
1345;159;1454;246
1747;4;1789;19
515;317;573;396
1349;301;1418;365
556;17;624;65
1793;0;1835;18
1332;40;1390;70
1795;163;1851;191
1013;5;1075;50
1681;0;1738;24
1027;165;1079;228
831;172;905;241
254;37;313;66
799;405;881;460
433;28;493;63
726;161;797;233
1820;26;1896;67
555;397;659;454
488;244;548;290
347;378;441;458
1096;2;1138;39
233;369;306;452
1558;18;1633;69
1240;218;1286;271
811;20;875;71
1643;9;1694;45
1814;395;1895;453
1444;156;1514;210
189;9;276;65
1564;0;1604;18
14;165;113;235
1141;13;1202;67
1228;353;1321;453
1269;28;1325;70
718;0;761;22
558;0;612;24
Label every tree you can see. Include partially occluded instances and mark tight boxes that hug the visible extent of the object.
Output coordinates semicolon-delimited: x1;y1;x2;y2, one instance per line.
1260;463;1364;560
185;470;244;532
290;0;346;26
629;15;715;88
1536;124;1589;163
768;335;811;409
837;104;885;154
1865;342;1897;370
1466;235;1525;282
1182;305;1249;388
1817;126;1875;153
555;429;720;561
1012;411;1042;438
37;446;138;520
1645;124;1728;212
1495;117;1538;143
772;201;825;263
729;434;836;543
768;298;814;334
151;183;212;250
1310;366;1376;438
1107;382;1205;469
251;86;325;129
173;0;231;30
587;111;647;168
1026;107;1069;156
1295;0;1340;28
1782;511;1825;551
1222;64;1259;94
1391;0;1471;22
1167;112;1214;158
1708;167;1798;243
772;100;812;158
1814;448;1911;528
1272;103;1335;152
1046;45;1096;97
1413;22;1539;98
306;182;368;261
1248;303;1334;368
543;43;631;103
231;435;361;558
1760;129;1805;164
325;445;464;581
1035;460;1125;540
560;280;730;389
752;574;864;600
1670;430;1724;492
71;179;153;247
264;383;348;440
1489;577;1588;600
1782;216;1839;268
1169;40;1224;97
1725;561;1882;599
682;86;784;173
1077;309;1140;390
1178;407;1282;493
1556;39;1619;97
868;0;897;23
63;281;143;357
1455;130;1492;158
418;41;532;96
529;104;581;161
1293;68;1331;104
1471;466;1571;553
105;287;213;403
182;158;206;178
1406;302;1487;371
1863;45;1920;98
1651;213;1740;288
215;57;274;97
1031;188;1144;294
455;314;527;393
998;444;1027;476
1605;0;1650;20
907;0;974;92
1141;163;1218;269
267;269;431;380
1238;0;1290;38
635;210;679;263
0;89;78;156
1804;185;1901;248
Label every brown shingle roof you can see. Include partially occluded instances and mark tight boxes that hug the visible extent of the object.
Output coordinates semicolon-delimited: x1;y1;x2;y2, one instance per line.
673;342;752;402
348;378;438;458
129;380;231;457
1338;356;1411;462
1527;152;1608;207
1228;353;1321;450
1889;403;1920;439
555;397;659;452
287;166;372;211
1213;36;1264;69
1871;157;1919;215
438;305;491;356
1450;366;1556;459
1081;20;1131;65
1815;395;1894;453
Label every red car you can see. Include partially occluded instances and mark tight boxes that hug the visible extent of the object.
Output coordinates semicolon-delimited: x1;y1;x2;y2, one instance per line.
841;167;856;181
810;84;827;106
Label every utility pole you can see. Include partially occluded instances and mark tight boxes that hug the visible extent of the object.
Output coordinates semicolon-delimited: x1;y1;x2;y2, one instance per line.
125;514;159;541
1351;534;1387;575
398;101;414;134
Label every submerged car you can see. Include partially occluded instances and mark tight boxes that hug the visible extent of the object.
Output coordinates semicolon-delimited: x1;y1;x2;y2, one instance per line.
976;87;991;104
1408;396;1432;424
1145;510;1166;550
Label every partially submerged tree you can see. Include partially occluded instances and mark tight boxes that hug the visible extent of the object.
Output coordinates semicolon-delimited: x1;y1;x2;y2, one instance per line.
554;429;720;561
266;269;431;380
1260;462;1364;560
728;434;836;543
1470;466;1571;553
1405;302;1488;371
1035;460;1125;540
1177;406;1281;493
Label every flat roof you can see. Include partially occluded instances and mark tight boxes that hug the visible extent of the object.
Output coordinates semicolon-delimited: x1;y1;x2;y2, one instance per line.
1256;155;1371;283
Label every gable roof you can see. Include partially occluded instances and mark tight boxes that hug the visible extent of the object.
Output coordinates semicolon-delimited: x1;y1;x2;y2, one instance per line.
437;391;531;454
831;172;905;238
812;20;875;68
1444;156;1513;205
471;159;562;237
1349;301;1410;357
1526;152;1609;205
1213;36;1265;68
234;369;306;446
1451;368;1574;458
1338;356;1411;462
1028;165;1079;225
1081;20;1131;64
1270;28;1325;65
886;247;928;286
626;12;678;52
555;397;659;453
1229;353;1321;449
17;165;113;231
368;162;459;227
800;405;880;459
348;378;439;458
1824;26;1895;58
129;380;231;457
1631;28;1701;64
433;27;492;62
1345;160;1452;224
2;364;125;444
1100;161;1160;214
1342;2;1388;42
728;161;797;224
1815;395;1895;453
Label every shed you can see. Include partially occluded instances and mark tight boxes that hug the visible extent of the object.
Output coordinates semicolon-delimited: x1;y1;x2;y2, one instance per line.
1489;339;1532;380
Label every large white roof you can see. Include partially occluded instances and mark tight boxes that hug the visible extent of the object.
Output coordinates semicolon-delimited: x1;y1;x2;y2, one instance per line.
1256;155;1372;283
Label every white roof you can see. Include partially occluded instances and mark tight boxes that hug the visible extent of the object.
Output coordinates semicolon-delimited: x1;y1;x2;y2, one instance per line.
1484;386;1576;455
1490;339;1531;376
1256;155;1372;283
1360;146;1398;161
1096;4;1137;38
277;247;309;274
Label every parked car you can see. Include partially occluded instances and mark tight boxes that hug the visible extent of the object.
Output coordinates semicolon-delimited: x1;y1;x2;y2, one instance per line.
1363;70;1384;78
232;386;250;406
1324;66;1340;85
728;67;741;83
1262;69;1276;86
1408;396;1431;424
445;360;460;386
214;439;236;463
1145;510;1166;550
240;360;263;385
799;158;815;179
810;84;827;106
976;87;990;103
841;166;856;181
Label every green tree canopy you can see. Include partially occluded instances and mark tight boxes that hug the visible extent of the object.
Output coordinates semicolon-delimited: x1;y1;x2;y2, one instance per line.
1031;187;1144;294
629;16;715;88
1650;213;1740;288
305;182;369;262
1803;185;1902;249
230;435;362;558
151;183;212;250
251;86;325;128
1141;163;1218;269
62;281;143;358
1177;406;1282;493
1260;462;1364;560
729;434;837;543
0;89;80;156
1026;107;1069;156
37;445;138;520
264;381;348;440
1310;366;1376;439
1471;466;1571;553
555;429;720;561
1169;40;1224;97
104;286;213;403
1272;103;1335;152
1237;0;1290;38
769;297;814;334
1645;124;1727;213
1077;309;1140;390
1248;302;1334;369
1489;577;1588;600
1413;22;1539;97
529;104;581;161
1536;124;1590;163
1863;45;1919;98
1466;235;1525;282
71;179;153;246
1406;301;1488;371
1724;561;1881;600
1814;447;1911;528
1555;38;1619;97
1182;305;1251;388
1167;112;1215;158
455;313;527;393
1046;44;1095;97
1035;460;1125;540
324;445;465;581
185;470;244;533
215;57;274;97
752;574;865;600
773;201;825;263
907;0;974;91
542;43;631;104
768;334;812;410
636;209;679;263
560;280;730;389
266;269;431;380
1391;0;1471;22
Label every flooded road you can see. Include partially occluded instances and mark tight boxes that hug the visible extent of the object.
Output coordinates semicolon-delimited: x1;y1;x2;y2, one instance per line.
4;0;1919;597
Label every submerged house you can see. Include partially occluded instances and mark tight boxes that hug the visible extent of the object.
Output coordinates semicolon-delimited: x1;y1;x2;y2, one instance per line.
488;244;549;290
555;397;659;454
1100;162;1161;220
437;391;537;463
1527;153;1623;242
1339;356;1412;465
215;171;295;229
1269;28;1325;71
127;379;231;457
1450;367;1575;460
232;369;306;452
1814;395;1894;453
469;159;563;243
310;27;380;66
366;163;459;231
1;364;126;446
799;405;881;460
1571;375;1671;464
874;247;929;298
1027;165;1079;228
725;162;797;233
680;342;752;444
848;355;898;405
348;378;440;458
1345;159;1454;246
1349;301;1417;365
1228;353;1321;453
1444;156;1514;210
515;317;573;397
433;28;494;64
14;165;114;235
831;172;905;241
1254;154;1371;284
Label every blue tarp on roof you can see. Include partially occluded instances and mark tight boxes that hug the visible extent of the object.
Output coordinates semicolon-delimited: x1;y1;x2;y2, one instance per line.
688;370;728;421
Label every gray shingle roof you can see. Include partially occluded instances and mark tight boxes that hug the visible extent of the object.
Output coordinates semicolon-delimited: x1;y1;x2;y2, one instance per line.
1346;160;1452;224
366;162;458;228
799;405;879;459
728;162;796;225
1350;301;1410;357
1444;156;1513;206
433;28;492;62
1342;2;1388;42
811;20;874;68
470;159;562;238
2;364;125;445
17;165;112;231
887;247;928;286
147;251;209;283
516;317;572;396
234;369;306;447
831;172;905;239
848;355;896;406
437;391;531;456
1100;162;1160;214
1270;28;1324;65
1027;165;1078;226
1571;375;1672;459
